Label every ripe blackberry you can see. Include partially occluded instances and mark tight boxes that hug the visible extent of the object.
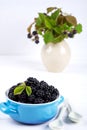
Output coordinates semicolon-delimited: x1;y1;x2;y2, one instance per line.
68;32;74;38
27;33;32;38
8;87;18;102
17;83;22;86
63;31;67;35
40;80;48;90
48;85;55;93
32;31;37;35
52;88;59;96
35;89;45;98
34;98;44;104
8;85;18;101
25;81;31;86
35;40;39;44
73;29;77;34
8;92;18;101
8;85;17;93
51;93;58;101
27;77;39;86
27;94;35;103
18;90;28;103
45;91;51;100
30;86;37;94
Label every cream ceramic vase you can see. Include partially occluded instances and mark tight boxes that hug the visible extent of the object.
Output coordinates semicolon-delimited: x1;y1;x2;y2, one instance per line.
41;40;71;72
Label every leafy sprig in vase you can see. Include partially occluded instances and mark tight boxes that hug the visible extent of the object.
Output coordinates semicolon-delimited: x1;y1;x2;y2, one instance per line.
27;7;82;72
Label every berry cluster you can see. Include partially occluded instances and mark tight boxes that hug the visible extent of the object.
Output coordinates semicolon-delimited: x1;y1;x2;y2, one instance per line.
63;29;77;38
8;77;59;104
27;31;39;44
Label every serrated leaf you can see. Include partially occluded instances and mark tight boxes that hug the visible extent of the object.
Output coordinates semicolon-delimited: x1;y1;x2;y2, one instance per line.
57;15;65;25
38;13;45;23
35;13;46;30
49;19;56;26
45;17;52;29
51;9;61;20
65;15;77;26
53;27;62;34
47;7;57;13
53;35;65;43
14;86;25;95
35;17;42;27
43;30;54;44
75;24;82;33
26;86;32;96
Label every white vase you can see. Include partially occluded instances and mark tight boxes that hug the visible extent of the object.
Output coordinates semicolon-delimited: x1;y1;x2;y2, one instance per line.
41;40;71;72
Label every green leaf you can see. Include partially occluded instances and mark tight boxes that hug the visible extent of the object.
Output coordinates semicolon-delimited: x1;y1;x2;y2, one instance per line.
65;15;77;26
47;7;57;13
53;35;65;43
38;13;45;23
49;19;56;26
35;17;42;27
45;17;52;29
26;86;32;96
14;83;25;95
35;13;46;30
43;30;54;44
75;24;82;33
51;9;61;20
53;26;62;34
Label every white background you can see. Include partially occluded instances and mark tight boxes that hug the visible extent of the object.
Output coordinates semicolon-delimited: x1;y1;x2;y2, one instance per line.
0;1;87;130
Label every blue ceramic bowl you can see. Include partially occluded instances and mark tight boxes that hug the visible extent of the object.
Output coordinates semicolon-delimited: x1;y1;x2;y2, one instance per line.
0;90;64;124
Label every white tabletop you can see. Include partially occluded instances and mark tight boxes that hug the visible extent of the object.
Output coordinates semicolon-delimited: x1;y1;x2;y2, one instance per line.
0;56;87;130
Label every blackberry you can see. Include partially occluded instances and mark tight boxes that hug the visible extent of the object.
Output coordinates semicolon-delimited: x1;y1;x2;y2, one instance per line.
17;83;22;86
51;93;58;101
44;91;51;100
68;32;74;38
40;80;48;90
32;31;37;35
30;86;37;94
8;85;17;93
27;33;32;38
8;85;18;101
8;92;18;101
27;77;39;86
35;40;39;44
8;86;18;102
25;77;40;93
27;94;35;103
48;85;55;93
25;81;31;86
18;90;28;103
63;31;67;35
34;98;44;104
35;89;45;98
73;29;77;34
52;88;59;96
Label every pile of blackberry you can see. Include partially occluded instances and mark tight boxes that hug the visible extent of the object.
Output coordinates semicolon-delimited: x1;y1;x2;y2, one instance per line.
8;77;59;104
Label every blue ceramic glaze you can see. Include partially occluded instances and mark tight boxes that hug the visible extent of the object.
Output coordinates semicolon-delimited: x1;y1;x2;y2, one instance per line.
0;91;64;124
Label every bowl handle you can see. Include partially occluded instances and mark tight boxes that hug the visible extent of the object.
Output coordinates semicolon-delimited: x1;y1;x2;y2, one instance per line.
0;102;17;115
57;95;64;105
